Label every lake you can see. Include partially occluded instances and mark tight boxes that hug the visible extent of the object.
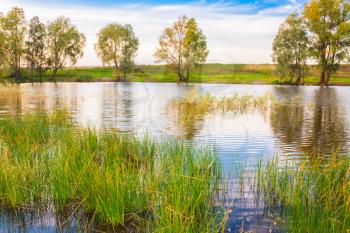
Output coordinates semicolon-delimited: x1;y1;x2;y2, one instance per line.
0;82;349;232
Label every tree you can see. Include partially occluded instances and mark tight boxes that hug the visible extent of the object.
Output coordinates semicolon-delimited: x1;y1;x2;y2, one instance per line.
0;7;26;80
120;59;134;81
120;25;139;81
0;13;5;70
25;16;47;81
47;16;85;79
154;15;208;82
95;23;139;81
303;0;350;86
272;13;309;85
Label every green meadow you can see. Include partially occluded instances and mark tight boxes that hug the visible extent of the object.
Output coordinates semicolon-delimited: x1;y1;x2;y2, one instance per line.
4;64;350;85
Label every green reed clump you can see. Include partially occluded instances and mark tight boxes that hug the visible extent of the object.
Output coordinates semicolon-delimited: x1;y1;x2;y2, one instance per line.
0;111;225;232
168;87;274;115
0;110;73;206
257;157;350;232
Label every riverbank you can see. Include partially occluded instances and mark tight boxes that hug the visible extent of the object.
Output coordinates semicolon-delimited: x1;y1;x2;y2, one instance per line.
2;64;350;85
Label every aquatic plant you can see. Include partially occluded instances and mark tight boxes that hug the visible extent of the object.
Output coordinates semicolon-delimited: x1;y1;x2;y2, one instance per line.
256;157;350;232
0;111;226;232
167;87;274;116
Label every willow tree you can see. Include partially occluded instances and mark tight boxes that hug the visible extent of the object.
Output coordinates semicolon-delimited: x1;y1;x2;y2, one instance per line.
0;7;26;80
95;23;139;81
272;13;309;85
47;17;86;79
303;0;350;86
25;16;47;80
154;16;209;82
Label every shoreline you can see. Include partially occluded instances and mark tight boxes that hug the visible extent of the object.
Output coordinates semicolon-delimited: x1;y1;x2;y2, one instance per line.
4;78;350;87
2;64;350;86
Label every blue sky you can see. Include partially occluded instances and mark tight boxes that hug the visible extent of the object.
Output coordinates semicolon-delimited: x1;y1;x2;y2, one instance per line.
1;0;307;65
26;0;300;7
37;0;296;6
21;0;306;13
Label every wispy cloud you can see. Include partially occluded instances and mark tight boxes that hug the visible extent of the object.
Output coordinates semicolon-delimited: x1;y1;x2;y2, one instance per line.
258;0;303;15
0;0;298;65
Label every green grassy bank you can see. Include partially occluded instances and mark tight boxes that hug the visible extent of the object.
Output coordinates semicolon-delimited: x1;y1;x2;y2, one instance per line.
3;64;350;85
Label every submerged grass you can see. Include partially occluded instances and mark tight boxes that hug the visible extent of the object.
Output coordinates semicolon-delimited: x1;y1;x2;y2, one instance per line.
256;157;350;232
168;88;273;115
0;111;226;232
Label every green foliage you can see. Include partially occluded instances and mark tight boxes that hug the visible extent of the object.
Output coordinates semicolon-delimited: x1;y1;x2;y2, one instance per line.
95;23;139;81
47;16;86;78
121;24;139;80
0;111;225;231
303;0;350;86
0;7;26;80
272;13;309;85
25;16;47;80
154;15;209;82
0;8;86;81
257;157;350;232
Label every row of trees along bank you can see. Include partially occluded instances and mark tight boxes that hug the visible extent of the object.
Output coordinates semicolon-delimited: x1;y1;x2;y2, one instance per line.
0;8;86;81
2;0;349;85
0;7;208;83
273;0;350;86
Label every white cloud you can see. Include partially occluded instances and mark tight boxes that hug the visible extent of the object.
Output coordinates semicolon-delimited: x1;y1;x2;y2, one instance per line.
0;0;286;66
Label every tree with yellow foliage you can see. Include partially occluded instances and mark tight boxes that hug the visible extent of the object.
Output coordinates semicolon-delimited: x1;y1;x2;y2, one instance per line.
155;16;208;82
0;7;26;80
95;23;138;81
303;0;350;86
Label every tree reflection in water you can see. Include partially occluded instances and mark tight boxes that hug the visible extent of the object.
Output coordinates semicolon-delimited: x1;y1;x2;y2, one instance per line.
270;87;349;157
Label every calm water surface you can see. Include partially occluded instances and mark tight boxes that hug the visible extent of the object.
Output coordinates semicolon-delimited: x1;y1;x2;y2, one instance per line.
0;82;350;232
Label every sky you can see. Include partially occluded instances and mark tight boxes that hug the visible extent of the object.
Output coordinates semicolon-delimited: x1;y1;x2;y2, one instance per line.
0;0;307;66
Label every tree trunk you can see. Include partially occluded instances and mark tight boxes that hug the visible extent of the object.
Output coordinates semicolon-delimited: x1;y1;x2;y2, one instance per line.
183;67;190;82
288;66;294;84
301;75;305;85
320;68;326;86
30;65;34;83
51;68;58;81
123;68;127;82
39;68;43;83
115;63;121;82
295;66;302;86
177;66;183;82
325;71;331;87
15;67;21;81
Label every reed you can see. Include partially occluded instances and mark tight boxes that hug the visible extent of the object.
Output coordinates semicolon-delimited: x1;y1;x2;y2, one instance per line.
256;157;350;232
0;111;225;232
168;87;274;115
